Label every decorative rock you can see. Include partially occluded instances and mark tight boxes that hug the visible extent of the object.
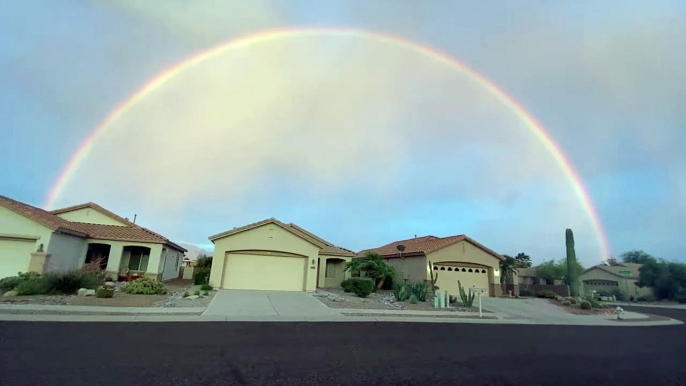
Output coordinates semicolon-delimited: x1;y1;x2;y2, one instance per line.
78;288;96;297
104;281;116;289
3;290;18;297
185;295;199;300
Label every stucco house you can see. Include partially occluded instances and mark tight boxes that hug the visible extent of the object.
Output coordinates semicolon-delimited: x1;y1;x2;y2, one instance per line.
360;235;504;297
580;262;652;299
208;218;354;292
0;195;186;281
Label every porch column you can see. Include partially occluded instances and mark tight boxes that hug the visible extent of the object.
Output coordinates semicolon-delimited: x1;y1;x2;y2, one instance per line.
28;252;51;274
105;244;124;278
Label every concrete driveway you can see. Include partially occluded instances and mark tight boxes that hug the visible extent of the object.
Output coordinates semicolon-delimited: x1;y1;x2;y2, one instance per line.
480;297;598;323
202;290;342;318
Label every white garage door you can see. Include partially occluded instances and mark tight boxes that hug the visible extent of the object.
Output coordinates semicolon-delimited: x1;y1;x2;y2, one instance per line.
434;265;490;297
0;239;35;279
221;252;306;291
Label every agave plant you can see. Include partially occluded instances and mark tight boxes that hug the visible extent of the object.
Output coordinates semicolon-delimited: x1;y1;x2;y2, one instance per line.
393;282;409;301
410;281;428;302
458;280;476;307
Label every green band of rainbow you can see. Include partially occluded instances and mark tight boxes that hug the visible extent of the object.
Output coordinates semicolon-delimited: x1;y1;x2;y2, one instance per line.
44;27;611;258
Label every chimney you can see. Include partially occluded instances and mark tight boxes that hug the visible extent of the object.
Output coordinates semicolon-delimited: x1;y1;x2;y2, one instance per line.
133;214;137;224
414;235;417;238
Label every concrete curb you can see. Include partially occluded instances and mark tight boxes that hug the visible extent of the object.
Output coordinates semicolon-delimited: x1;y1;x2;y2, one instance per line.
0;304;206;314
0;312;681;325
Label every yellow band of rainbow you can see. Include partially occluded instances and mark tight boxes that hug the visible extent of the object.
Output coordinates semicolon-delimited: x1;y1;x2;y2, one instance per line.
44;27;610;258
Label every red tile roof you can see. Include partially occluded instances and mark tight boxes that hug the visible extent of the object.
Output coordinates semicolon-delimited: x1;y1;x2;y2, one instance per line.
360;234;504;261
0;195;185;252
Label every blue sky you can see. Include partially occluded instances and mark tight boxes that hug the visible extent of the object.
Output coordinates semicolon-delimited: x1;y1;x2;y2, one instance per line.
1;1;685;266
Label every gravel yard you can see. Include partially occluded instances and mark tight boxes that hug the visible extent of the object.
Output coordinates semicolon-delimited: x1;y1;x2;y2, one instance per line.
0;279;215;309
315;287;484;312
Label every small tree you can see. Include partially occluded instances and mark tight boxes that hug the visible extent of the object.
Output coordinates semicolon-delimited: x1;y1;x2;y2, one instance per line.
345;252;396;291
500;255;518;295
514;252;532;268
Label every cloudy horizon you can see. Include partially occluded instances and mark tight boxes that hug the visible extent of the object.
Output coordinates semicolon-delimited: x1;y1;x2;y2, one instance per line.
1;0;684;267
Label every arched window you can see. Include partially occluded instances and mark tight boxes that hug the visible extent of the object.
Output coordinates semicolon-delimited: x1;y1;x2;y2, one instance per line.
481;269;487;273
468;269;473;273
448;267;453;271
433;266;438;270
461;268;466;272
440;267;446;271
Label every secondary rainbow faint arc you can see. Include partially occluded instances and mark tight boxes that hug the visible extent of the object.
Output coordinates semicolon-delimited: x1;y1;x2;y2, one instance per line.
44;27;612;258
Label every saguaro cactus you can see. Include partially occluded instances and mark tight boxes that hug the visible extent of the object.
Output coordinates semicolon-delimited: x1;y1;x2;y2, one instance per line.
428;261;439;292
565;228;579;296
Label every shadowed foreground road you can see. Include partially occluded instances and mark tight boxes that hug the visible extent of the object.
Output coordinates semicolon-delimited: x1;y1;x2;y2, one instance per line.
1;308;685;386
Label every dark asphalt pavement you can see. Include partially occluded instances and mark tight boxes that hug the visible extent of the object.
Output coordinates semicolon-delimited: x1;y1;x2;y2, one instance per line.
1;308;685;386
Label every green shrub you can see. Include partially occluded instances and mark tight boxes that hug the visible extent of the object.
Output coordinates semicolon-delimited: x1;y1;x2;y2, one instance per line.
586;297;602;308
518;289;534;297
200;284;213;292
194;290;200;296
193;267;211;285
565;297;577;305
95;286;114;298
196;255;213;268
340;279;353;292
580;300;592;310
348;278;374;298
409;281;428;302
610;288;627;302
183;291;189;298
409;294;418;304
381;275;394;290
42;271;103;294
202;291;209;296
555;296;563;302
0;272;41;292
15;279;49;295
123;277;167;295
537;290;556;299
393;282;409;301
561;300;571;306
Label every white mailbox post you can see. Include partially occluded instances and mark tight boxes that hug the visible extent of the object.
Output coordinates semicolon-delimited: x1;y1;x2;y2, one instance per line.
470;287;487;318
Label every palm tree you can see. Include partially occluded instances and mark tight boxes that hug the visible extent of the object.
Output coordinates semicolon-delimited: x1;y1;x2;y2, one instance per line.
345;252;396;290
500;255;518;295
514;252;532;268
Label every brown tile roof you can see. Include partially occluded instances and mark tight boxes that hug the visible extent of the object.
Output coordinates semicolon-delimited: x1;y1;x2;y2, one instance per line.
359;235;504;261
50;202;136;226
0;195;86;235
208;218;354;257
584;262;642;279
0;195;185;252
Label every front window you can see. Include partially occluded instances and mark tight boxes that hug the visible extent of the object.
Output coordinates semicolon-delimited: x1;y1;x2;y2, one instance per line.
126;246;150;271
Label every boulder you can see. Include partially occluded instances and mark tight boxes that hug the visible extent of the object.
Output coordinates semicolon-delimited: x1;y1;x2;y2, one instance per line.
78;288;96;297
185;295;199;300
104;281;116;289
2;290;18;297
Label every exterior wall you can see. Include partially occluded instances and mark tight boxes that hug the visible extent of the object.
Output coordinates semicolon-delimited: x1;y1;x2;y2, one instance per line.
0;207;53;258
46;232;87;272
427;240;502;297
96;239;163;280
0;238;35;279
383;256;429;284
159;247;182;281
579;268;652;298
209;224;321;291
55;208;126;226
318;256;351;288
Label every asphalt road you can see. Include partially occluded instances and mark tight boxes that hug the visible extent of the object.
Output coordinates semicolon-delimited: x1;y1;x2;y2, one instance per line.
1;308;685;386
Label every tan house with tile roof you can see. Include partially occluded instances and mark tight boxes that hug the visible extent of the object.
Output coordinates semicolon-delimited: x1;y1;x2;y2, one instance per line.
0;195;185;281
360;235;504;297
208;218;354;291
580;262;653;299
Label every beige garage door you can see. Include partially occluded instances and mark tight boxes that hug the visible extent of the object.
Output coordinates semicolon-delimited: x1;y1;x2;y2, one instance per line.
0;239;35;280
221;252;306;291
434;265;490;297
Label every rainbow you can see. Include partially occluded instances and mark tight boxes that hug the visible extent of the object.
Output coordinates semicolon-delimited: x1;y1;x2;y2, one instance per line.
44;27;611;258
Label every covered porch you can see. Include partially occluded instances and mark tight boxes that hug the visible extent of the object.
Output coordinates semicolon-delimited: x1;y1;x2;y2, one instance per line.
83;240;163;281
317;256;351;288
